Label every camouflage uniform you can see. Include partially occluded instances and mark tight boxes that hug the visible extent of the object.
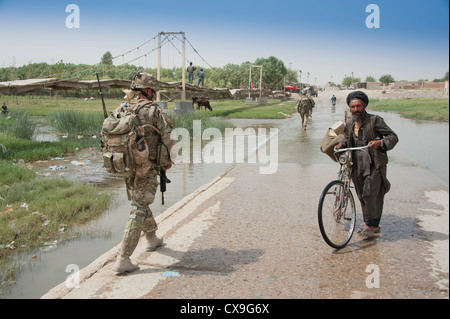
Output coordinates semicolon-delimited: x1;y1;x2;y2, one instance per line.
113;73;174;273
297;93;315;129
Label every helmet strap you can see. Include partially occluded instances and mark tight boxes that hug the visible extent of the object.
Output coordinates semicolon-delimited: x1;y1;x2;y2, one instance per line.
140;89;154;101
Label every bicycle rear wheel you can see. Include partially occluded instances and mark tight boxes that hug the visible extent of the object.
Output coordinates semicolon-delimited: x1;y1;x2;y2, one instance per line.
318;180;356;249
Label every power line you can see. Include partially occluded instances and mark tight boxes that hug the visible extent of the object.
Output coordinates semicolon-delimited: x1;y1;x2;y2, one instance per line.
185;37;213;69
13;32;214;82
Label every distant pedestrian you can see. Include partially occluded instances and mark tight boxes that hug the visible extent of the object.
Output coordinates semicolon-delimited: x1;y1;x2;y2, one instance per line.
197;68;205;87
187;62;196;84
297;89;315;130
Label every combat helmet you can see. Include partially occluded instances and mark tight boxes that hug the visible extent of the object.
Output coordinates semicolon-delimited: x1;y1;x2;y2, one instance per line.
130;72;160;91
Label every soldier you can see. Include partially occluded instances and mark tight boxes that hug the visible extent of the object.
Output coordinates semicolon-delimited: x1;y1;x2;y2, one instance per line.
296;89;315;130
110;72;174;273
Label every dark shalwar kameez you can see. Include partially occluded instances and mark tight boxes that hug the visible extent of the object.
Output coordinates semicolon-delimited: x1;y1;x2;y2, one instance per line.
341;111;399;228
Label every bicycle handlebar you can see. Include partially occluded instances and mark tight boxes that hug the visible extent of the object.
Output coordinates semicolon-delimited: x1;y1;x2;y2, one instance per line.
334;144;370;153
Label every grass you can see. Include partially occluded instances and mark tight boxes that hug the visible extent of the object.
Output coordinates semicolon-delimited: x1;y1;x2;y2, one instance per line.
0;132;78;162
3;95;297;119
47;110;104;136
200;99;297;119
0;111;36;140
369;98;449;121
0;160;109;295
2;95;120;116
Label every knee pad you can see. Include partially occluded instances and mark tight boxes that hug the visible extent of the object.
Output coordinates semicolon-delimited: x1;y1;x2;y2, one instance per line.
130;205;149;221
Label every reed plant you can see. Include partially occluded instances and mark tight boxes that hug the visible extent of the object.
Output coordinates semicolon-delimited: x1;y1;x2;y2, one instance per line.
47;110;104;136
171;111;229;136
0;133;77;162
0;110;36;140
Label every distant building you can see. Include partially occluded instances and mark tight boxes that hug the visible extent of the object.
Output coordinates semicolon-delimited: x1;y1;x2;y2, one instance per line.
357;82;381;90
392;81;446;89
325;82;340;91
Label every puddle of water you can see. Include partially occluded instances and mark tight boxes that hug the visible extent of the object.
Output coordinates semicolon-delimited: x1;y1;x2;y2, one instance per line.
32;125;60;142
370;111;449;184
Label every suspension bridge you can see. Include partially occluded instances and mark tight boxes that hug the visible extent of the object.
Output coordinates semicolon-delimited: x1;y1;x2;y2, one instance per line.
0;32;232;100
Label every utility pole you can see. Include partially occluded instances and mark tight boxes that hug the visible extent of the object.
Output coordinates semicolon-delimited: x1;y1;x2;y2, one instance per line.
181;32;186;101
157;33;161;101
157;31;186;102
299;70;302;89
249;65;263;100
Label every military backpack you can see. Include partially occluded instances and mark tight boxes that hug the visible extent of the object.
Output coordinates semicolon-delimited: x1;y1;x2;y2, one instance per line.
101;101;171;178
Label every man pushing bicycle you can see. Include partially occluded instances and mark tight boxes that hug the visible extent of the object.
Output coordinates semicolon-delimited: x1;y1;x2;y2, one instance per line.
335;91;398;238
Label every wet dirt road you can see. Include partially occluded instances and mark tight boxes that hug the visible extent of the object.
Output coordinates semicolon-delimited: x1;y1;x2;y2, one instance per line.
42;94;449;299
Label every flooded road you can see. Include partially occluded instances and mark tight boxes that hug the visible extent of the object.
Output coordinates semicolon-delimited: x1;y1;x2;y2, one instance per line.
2;96;448;298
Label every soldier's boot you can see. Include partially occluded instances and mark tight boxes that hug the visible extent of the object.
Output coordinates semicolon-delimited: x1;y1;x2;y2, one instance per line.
140;207;162;252
145;232;163;252
112;257;139;274
112;210;146;274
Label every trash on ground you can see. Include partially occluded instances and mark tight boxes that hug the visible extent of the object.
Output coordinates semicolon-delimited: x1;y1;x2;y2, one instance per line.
40;240;58;252
49;165;66;171
71;161;87;166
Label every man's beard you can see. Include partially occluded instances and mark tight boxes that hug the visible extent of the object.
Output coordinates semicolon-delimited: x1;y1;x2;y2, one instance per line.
351;110;365;122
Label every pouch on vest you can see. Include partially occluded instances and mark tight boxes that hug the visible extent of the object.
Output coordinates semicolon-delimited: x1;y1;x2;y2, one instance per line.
101;112;136;178
131;132;152;177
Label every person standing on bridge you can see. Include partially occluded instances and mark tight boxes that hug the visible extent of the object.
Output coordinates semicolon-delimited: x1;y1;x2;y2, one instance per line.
197;68;205;87
187;62;196;84
336;91;398;238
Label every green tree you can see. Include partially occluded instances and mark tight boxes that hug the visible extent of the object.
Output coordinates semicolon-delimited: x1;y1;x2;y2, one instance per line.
342;76;361;87
101;51;113;65
379;74;395;84
433;71;449;82
365;75;376;82
253;56;288;90
285;69;299;83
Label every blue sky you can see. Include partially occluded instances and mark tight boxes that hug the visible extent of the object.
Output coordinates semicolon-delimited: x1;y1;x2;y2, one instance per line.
0;0;448;85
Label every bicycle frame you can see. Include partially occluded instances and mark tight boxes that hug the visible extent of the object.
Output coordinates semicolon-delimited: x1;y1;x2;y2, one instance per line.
333;145;369;221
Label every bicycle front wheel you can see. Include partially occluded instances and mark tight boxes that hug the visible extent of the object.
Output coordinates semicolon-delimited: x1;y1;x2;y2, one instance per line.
318;180;356;249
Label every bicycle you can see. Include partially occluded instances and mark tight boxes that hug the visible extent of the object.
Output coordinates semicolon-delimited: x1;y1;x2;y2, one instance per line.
318;144;370;249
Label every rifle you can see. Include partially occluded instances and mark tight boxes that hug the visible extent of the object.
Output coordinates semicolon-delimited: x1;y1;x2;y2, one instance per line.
160;168;171;205
96;73;108;118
